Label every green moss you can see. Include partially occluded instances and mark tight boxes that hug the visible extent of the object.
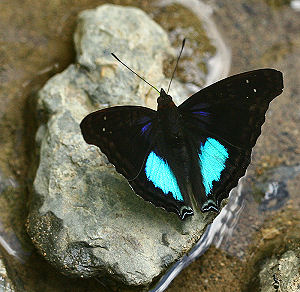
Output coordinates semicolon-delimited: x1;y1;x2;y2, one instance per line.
242;208;300;291
261;42;293;65
254;155;283;178
251;186;265;204
264;0;291;8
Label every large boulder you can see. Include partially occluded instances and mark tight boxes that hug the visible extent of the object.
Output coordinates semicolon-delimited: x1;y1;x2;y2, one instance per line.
27;4;216;289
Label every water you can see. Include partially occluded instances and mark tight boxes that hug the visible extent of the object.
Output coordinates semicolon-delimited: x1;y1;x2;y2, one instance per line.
152;163;300;291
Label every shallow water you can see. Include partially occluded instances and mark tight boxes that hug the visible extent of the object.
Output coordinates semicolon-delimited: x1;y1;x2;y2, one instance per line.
1;0;299;291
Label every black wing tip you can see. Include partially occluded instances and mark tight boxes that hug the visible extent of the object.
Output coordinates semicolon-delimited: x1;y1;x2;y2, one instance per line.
242;68;284;97
80;114;98;145
256;68;283;84
251;68;282;74
80;115;89;139
264;68;284;94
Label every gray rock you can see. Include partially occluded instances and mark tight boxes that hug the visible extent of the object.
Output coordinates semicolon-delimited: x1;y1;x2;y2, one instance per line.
0;257;14;292
259;250;300;292
27;4;216;289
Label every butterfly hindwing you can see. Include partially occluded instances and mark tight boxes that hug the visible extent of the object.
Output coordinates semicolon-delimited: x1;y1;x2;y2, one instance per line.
129;146;194;219
179;69;284;211
80;106;193;218
186;132;252;211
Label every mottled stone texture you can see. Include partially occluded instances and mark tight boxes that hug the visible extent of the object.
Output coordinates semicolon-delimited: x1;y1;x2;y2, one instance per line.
259;250;300;292
0;257;14;292
27;4;215;289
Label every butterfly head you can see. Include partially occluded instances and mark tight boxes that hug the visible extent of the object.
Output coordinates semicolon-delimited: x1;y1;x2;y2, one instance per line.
157;88;174;109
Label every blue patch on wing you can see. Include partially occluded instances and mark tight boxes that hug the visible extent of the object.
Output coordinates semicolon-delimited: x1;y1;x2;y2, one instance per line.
145;151;183;201
199;138;229;196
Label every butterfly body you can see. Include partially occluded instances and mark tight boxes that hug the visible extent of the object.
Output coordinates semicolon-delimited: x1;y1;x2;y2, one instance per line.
80;69;283;220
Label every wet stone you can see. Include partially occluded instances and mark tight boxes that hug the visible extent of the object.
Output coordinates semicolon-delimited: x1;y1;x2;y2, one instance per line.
258;250;300;292
0;257;14;292
27;4;216;289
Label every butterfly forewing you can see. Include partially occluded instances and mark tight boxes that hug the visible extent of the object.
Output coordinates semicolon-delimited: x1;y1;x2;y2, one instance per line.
179;69;283;148
179;69;283;211
81;106;156;179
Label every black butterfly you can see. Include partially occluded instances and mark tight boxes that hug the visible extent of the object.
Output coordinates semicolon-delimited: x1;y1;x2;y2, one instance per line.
81;59;283;219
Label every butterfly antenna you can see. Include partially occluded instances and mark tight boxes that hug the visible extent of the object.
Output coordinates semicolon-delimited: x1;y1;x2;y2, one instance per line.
167;38;186;94
111;53;160;94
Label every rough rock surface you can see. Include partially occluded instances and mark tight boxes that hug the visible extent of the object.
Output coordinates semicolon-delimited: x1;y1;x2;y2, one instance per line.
258;250;300;292
0;257;14;292
27;4;216;288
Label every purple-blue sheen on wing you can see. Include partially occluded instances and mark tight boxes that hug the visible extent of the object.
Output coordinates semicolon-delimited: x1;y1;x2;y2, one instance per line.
192;111;210;117
141;122;151;135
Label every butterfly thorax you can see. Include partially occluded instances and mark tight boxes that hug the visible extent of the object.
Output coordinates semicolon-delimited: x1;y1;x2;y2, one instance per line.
157;88;174;109
157;88;184;143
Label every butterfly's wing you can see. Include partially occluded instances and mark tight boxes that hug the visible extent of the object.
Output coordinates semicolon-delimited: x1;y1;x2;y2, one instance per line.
81;106;155;180
179;69;284;211
80;106;193;219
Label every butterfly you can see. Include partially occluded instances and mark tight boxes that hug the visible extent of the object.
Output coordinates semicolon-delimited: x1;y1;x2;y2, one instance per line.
80;48;283;220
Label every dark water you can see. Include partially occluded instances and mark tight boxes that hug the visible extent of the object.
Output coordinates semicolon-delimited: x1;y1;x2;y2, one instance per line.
0;0;299;291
